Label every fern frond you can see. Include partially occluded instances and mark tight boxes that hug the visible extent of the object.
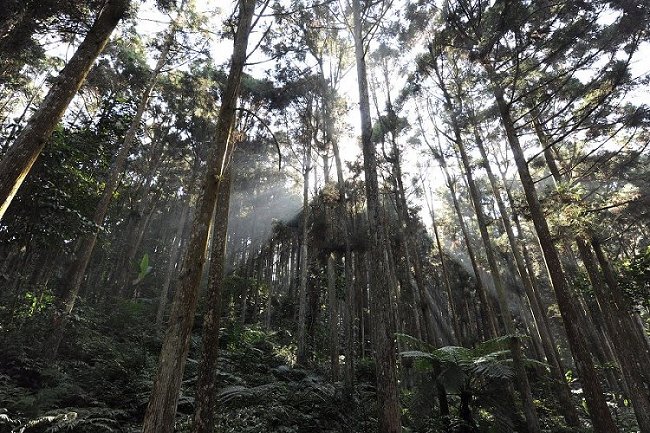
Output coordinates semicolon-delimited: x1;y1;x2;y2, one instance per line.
470;361;514;382
396;333;436;352
472;334;526;357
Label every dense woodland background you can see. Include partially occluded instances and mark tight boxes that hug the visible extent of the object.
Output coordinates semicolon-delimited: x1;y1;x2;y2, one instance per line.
0;0;649;432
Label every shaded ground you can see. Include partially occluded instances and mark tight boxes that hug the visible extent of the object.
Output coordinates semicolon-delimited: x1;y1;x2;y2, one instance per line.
0;298;373;433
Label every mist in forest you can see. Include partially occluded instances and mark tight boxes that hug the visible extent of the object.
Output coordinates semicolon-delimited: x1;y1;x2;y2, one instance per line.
227;179;302;257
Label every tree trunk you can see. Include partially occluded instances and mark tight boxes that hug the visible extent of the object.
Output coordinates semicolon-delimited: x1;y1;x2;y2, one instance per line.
42;19;177;358
0;0;129;220
331;127;355;395
193;172;233;433
575;238;650;432
297;118;312;365
591;236;650;380
436;83;539;431
472;119;580;426
419;172;462;344
485;67;618;433
351;0;401;430
141;1;255;431
327;252;339;381
533;111;650;431
386;133;427;343
156;201;190;329
430;133;498;340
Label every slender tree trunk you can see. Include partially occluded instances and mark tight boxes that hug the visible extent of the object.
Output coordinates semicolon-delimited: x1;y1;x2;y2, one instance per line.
327;253;339;381
352;0;400;430
156;201;190;329
436;373;451;433
297;119;312;365
330;140;355;395
472;119;580;426
156;160;199;329
193;172;233;433
265;242;276;329
459;391;476;432
498;162;574;367
387;135;427;343
141;2;255;431
419;172;461;344
0;0;129;220
430;135;498;339
128;198;159;297
485;68;618;433
435;84;539;431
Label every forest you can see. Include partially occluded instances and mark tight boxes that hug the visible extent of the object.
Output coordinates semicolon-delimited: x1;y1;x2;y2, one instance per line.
0;0;649;432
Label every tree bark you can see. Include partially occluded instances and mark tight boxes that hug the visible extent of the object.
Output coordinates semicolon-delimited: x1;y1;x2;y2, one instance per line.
297;114;312;365
351;0;401;430
193;172;233;433
0;0;129;220
141;1;255;431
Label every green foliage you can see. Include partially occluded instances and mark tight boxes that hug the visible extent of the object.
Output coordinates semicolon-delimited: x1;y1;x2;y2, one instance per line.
10;408;126;432
132;254;152;285
399;334;522;386
0;298;158;429
399;335;541;432
619;246;650;308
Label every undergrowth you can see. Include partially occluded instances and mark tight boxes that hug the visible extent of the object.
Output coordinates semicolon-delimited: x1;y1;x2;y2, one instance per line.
0;297;639;432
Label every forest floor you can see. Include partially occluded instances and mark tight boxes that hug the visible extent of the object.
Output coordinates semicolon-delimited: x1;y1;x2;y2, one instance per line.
0;297;373;433
0;297;641;433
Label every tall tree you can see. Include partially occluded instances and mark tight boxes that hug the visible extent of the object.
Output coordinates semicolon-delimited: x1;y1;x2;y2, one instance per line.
351;0;401;430
430;49;540;432
297;98;314;365
0;0;130;220
141;1;256;431
470;113;580;426
43;10;183;358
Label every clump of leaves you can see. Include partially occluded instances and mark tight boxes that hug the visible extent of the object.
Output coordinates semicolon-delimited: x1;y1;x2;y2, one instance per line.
619;246;650;309
399;334;543;432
